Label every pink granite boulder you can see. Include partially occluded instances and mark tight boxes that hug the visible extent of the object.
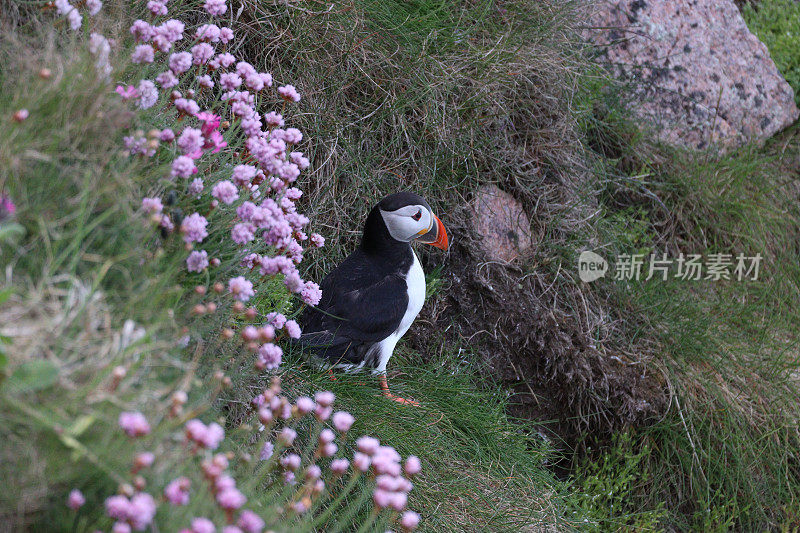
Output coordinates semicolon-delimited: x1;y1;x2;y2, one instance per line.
584;0;799;150
470;185;534;263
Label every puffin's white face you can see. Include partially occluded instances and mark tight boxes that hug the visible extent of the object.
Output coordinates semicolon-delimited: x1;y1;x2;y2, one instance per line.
379;204;433;243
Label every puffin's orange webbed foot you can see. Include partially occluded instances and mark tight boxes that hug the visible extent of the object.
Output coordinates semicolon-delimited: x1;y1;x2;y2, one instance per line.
327;368;338;382
378;374;419;407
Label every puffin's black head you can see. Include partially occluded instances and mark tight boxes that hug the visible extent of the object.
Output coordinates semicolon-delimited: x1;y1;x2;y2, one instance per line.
361;192;449;252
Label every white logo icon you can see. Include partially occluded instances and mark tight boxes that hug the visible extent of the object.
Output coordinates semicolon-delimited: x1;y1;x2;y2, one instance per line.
578;250;608;282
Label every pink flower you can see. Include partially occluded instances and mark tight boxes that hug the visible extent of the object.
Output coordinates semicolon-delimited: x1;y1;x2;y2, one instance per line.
310;233;325;247
175;98;200;116
237;510;264;533
231;101;254;118
356;436;379;455
231;165;258;186
205;130;227;153
169;52;193;74
257;343;282;370
164;477;191;506
204;0;227;16
135;452;155;469
203;422;225;449
321;442;337;457
213;52;236;69
400;511;420;530
212;180;238;205
228;276;254;302
404;456;421;476
280;453;301;470
373;489;391;509
219;27;234;43
284;128;302;144
264;111;284;127
177;127;204;156
196;23;221;42
130;20;153;41
156;70;179;88
189;178;204;195
223;527;243;533
312;392;332;409
64;7;82;30
220;72;242;91
353;452;371;472
191;43;215;65
67;489;85;510
267;312;287;329
105;495;130;520
191;517;216;533
217;488;246;510
295;396;314;414
181;213;209;243
123;493;156;530
284;320;301;339
186;250;209;272
147;0;167;15
196;111;221;135
319;429;335;444
241;116;262;137
330;459;349;476
231;223;255;244
171;155;197;178
197;74;214;88
160;128;175;142
301;281;322;306
332;411;354;433
244;73;264;92
118;411;150;437
390;492;408;511
141;197;163;214
137;80;158;109
290;151;310;169
259;442;274;461
86;0;102;15
305;465;322;480
113;522;132;533
278;84;301;102
131;45;154;64
116;85;139;100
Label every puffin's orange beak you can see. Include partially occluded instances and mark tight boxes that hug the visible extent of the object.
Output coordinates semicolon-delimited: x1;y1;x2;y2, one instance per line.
416;214;448;250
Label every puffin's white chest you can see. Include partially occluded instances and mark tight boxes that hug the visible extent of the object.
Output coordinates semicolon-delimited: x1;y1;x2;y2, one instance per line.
397;252;426;337
373;251;425;372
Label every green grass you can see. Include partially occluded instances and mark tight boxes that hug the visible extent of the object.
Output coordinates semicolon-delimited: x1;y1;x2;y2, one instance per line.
743;0;800;105
575;83;800;528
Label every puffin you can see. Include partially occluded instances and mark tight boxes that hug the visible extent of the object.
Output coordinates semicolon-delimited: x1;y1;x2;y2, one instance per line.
297;192;448;405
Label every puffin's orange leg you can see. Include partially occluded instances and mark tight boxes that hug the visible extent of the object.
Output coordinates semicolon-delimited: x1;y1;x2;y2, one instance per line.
378;374;419;407
327;368;338;382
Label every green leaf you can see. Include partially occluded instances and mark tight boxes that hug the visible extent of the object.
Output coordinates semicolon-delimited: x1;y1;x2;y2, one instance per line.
5;360;58;392
69;415;96;437
0;223;24;244
0;287;12;306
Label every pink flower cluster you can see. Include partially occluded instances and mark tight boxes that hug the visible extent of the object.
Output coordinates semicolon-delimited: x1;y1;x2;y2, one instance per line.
250;378;421;529
119;411;151;437
185;419;225;450
118;0;325;356
105;492;157;531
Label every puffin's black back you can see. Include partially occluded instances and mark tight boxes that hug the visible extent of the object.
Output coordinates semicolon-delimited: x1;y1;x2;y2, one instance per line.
296;193;423;366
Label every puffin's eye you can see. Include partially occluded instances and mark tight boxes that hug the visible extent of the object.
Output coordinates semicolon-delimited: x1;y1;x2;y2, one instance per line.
412;210;422;221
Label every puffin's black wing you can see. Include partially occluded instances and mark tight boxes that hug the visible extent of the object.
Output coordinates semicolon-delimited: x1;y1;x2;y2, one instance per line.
297;249;409;366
